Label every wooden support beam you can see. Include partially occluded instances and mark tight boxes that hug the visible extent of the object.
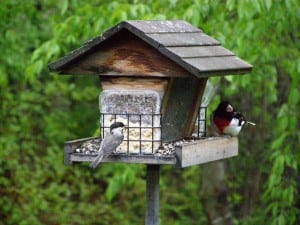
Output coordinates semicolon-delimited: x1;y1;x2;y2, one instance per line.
146;165;160;225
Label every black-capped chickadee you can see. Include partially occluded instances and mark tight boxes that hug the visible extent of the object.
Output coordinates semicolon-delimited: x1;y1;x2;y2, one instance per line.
211;101;256;137
91;122;125;169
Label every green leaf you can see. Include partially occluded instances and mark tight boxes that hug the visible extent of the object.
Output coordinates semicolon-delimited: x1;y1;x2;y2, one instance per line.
277;104;288;117
297;58;300;73
226;0;236;11
272;154;285;176
105;176;122;202
265;0;272;11
267;174;281;187
251;0;261;14
288;88;299;105
271;133;287;150
278;214;285;225
0;67;8;86
61;0;69;15
277;116;288;130
191;8;200;25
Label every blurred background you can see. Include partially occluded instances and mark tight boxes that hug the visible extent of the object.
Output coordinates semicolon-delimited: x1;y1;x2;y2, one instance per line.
0;0;299;224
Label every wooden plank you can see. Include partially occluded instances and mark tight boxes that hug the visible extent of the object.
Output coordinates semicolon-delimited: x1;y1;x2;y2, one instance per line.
126;20;202;33
157;46;204;77
69;153;176;165
64;144;73;165
166;46;235;58
161;77;202;142
175;137;238;168
147;32;220;47
182;56;253;73
183;78;207;136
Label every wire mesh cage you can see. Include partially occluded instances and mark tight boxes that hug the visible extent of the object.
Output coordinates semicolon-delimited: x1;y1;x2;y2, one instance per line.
194;106;207;137
101;113;162;155
100;106;207;155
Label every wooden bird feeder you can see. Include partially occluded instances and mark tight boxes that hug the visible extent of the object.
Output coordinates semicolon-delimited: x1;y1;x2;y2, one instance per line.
49;20;252;225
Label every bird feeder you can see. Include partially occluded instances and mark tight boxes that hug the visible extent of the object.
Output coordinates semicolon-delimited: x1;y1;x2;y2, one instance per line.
49;20;252;225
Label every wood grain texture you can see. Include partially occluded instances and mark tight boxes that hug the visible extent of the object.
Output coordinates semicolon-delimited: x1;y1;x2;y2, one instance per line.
70;153;176;165
175;137;238;168
146;165;160;225
183;78;207;136
101;77;168;93
161;77;205;142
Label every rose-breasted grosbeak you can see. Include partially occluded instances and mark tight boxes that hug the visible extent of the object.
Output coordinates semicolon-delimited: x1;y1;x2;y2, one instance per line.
211;101;255;136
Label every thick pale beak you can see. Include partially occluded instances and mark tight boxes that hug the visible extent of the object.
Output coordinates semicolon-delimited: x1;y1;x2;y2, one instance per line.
226;104;234;112
246;121;256;126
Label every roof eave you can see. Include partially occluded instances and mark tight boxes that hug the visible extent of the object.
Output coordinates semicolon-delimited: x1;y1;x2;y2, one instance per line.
49;21;131;72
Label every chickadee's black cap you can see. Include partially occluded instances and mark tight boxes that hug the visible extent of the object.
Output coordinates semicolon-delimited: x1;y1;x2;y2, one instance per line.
110;122;125;131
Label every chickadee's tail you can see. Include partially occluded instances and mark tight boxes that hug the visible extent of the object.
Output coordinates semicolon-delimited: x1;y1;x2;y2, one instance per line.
91;153;104;169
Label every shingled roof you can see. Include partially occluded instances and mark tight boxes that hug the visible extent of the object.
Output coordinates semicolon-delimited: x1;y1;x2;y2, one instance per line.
49;20;252;77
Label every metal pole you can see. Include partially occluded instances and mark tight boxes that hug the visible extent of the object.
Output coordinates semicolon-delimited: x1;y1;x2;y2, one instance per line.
146;164;160;225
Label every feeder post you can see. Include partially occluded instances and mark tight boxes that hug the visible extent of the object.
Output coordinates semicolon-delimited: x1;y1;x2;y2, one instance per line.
146;165;160;225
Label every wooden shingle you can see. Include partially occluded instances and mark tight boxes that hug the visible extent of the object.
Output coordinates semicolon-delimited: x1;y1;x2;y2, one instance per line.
126;20;201;33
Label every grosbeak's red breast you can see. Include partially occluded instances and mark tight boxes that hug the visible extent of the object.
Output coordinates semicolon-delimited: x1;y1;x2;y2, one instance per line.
211;101;255;136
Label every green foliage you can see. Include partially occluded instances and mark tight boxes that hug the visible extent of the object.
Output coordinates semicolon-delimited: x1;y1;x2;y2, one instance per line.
0;0;299;225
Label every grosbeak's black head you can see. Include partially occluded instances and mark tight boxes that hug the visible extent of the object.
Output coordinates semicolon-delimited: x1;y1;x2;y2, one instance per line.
214;101;235;121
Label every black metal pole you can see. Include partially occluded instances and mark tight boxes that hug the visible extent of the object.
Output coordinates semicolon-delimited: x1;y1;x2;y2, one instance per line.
146;164;160;225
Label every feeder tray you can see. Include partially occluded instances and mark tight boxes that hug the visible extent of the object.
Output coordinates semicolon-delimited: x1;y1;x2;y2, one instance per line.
64;136;238;168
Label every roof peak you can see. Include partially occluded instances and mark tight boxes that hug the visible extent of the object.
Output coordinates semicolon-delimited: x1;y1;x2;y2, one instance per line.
49;20;252;77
